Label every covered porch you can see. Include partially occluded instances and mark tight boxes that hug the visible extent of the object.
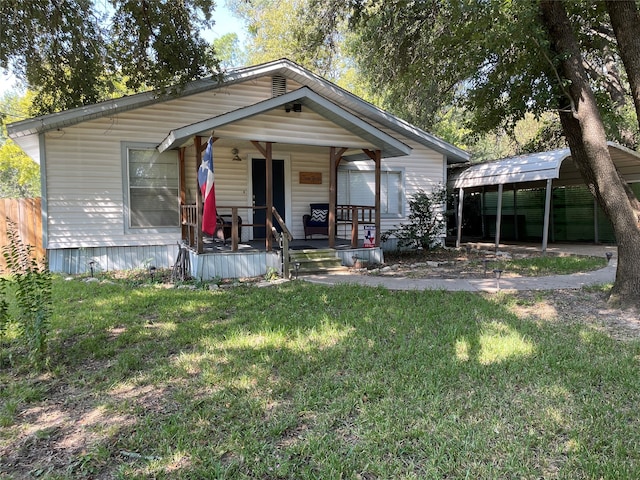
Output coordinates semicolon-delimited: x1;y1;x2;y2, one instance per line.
158;87;411;279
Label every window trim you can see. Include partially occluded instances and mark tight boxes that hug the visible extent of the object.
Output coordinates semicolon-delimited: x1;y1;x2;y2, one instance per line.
337;166;405;218
121;142;181;234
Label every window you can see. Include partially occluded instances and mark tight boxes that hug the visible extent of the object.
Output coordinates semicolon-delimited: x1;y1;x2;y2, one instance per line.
338;168;404;216
123;143;179;230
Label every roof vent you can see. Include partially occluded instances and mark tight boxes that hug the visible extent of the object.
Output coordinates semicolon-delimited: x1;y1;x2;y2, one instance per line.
272;75;287;97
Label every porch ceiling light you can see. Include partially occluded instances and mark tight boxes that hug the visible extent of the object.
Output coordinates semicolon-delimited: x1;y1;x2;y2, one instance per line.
284;103;302;113
231;147;242;161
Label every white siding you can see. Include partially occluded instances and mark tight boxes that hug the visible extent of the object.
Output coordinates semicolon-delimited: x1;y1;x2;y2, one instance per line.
42;74;444;251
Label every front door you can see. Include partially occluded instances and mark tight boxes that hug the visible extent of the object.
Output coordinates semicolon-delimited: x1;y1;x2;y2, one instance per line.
252;158;285;238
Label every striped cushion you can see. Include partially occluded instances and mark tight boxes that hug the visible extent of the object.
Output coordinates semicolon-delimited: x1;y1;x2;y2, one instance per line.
311;208;328;223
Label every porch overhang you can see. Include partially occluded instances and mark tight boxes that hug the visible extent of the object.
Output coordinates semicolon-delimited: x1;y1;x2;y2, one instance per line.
157;87;411;160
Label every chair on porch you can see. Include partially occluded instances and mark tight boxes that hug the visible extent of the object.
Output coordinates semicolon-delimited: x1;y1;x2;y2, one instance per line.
216;211;243;242
303;203;329;239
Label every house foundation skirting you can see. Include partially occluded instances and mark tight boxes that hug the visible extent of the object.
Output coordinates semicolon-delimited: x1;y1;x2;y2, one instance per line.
47;244;178;275
47;244;385;281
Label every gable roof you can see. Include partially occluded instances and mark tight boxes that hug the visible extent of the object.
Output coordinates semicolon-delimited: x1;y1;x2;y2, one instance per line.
7;58;468;164
158;87;411;160
448;142;640;189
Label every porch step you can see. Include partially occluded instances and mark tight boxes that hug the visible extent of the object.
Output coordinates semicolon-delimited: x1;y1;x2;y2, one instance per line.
289;249;347;274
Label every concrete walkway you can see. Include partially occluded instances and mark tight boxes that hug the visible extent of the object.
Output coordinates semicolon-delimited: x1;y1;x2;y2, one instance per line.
303;244;618;292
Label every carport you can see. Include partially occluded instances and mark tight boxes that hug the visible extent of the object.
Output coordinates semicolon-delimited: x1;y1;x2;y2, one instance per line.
448;142;640;251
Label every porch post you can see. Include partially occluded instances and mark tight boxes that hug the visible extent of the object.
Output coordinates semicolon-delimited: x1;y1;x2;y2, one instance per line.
251;141;275;250
179;147;187;243
329;147;338;248
329;147;347;248
456;187;464;248
495;184;504;250
265;142;273;250
362;149;382;247
374;150;381;246
542;178;553;253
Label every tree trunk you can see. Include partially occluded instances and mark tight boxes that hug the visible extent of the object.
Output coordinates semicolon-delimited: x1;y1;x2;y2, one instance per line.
539;0;640;305
605;0;640;212
606;1;640;130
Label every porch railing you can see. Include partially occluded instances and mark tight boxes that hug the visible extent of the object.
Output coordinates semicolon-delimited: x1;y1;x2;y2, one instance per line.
181;204;268;253
181;203;377;252
337;205;376;248
271;206;293;278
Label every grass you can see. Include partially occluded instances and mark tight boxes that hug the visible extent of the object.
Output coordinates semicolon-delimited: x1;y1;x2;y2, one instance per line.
1;275;639;479
493;255;607;276
385;249;608;277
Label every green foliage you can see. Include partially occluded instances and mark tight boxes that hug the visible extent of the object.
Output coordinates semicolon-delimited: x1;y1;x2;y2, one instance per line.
0;220;52;367
382;186;447;250
228;0;354;82
304;1;638;155
0;0;222;114
0;91;41;197
0;139;40;197
213;33;247;70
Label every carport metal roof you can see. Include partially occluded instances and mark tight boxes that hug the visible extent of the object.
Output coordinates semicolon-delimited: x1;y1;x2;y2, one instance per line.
448;142;640;190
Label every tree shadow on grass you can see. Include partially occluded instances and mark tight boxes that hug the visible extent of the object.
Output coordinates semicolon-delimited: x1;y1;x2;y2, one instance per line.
2;280;640;479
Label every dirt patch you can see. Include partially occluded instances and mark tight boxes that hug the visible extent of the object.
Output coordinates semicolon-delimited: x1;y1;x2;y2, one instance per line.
372;247;600;279
508;289;640;341
373;247;639;341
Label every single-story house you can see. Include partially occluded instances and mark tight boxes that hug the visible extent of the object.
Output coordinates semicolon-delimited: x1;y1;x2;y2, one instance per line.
448;142;640;250
7;58;468;279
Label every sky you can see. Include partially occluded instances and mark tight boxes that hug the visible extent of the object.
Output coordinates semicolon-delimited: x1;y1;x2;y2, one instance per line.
0;2;247;97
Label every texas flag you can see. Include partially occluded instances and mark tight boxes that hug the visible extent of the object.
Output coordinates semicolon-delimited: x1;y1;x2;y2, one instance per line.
198;136;217;235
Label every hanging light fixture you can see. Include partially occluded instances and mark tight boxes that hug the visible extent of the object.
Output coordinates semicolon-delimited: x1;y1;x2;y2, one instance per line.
231;147;242;161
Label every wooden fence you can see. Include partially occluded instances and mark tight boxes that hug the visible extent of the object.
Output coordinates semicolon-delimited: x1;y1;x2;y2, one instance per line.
0;198;44;271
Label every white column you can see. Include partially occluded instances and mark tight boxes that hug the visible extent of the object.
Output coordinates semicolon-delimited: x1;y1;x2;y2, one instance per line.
456;187;464;248
593;197;599;244
542;178;553;252
495;184;504;249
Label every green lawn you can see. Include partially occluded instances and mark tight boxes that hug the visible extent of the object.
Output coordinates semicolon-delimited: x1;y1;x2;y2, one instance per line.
1;276;639;479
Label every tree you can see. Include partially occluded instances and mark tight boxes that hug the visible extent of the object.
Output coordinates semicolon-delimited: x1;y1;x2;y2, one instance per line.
0;92;40;197
305;0;640;304
0;140;40;198
227;0;346;80
213;33;247;70
538;1;640;304
0;0;222;115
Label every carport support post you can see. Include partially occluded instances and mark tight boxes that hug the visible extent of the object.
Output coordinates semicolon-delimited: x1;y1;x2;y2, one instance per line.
542;178;553;253
593;198;600;244
495;184;504;250
456;188;464;248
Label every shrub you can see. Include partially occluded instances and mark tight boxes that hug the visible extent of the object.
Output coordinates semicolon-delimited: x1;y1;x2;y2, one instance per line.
0;220;52;367
381;186;448;250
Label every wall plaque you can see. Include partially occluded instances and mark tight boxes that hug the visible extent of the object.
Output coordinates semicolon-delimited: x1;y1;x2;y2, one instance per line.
299;172;322;184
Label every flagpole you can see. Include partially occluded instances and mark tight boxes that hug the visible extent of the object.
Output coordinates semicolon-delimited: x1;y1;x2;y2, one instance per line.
194;136;204;254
